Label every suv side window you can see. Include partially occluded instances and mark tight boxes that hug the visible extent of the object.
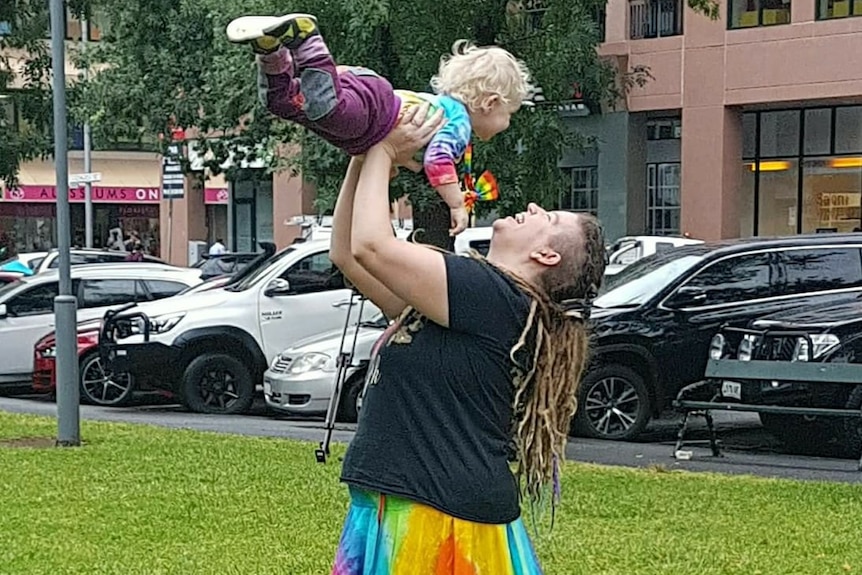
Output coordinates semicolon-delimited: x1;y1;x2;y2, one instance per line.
6;282;60;316
680;252;778;307
79;279;140;309
280;251;343;294
780;247;862;295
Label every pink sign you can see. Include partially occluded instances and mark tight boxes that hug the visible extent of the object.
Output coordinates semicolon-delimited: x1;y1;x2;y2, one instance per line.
2;185;161;204
204;187;229;205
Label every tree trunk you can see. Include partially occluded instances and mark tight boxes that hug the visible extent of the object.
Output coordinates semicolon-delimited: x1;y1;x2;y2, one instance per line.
410;200;455;252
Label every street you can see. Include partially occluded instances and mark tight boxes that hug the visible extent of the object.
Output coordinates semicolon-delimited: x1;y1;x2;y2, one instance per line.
2;394;860;484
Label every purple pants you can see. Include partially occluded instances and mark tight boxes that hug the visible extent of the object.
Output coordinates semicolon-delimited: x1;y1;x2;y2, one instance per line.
257;37;401;155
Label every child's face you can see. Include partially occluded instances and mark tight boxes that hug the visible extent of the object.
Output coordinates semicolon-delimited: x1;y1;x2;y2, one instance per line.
471;95;515;141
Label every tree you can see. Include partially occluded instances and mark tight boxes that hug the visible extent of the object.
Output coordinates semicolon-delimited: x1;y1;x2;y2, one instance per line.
5;0;718;246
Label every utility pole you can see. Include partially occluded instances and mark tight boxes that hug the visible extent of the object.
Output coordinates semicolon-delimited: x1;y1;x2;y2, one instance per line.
51;0;81;446
82;16;93;248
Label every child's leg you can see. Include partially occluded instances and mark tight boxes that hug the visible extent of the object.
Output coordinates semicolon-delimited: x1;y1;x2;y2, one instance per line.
231;14;399;151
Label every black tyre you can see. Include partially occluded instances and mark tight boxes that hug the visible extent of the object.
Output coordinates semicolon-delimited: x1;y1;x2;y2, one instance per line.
336;369;367;424
181;353;255;415
572;365;652;441
79;351;135;407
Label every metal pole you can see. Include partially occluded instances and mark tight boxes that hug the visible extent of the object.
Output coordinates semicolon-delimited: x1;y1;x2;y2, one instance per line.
51;0;81;446
82;17;93;248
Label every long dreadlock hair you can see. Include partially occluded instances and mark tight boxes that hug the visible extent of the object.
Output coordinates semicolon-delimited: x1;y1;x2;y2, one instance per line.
482;214;607;517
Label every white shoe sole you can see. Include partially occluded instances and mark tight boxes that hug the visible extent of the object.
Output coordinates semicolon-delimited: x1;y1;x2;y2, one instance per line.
226;14;316;43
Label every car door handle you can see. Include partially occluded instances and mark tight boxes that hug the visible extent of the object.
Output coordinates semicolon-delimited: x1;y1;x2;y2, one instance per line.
333;294;362;308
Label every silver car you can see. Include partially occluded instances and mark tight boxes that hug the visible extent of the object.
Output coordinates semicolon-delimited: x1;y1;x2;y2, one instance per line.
263;313;388;423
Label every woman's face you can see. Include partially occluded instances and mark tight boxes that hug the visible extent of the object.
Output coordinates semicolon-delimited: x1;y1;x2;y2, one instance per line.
490;203;581;263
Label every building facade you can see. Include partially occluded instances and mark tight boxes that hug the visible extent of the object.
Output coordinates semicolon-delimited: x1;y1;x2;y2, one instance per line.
567;0;862;241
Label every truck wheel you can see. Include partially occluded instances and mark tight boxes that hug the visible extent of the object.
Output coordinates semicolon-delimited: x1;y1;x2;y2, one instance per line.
79;351;135;407
181;353;255;415
336;369;367;424
572;365;652;441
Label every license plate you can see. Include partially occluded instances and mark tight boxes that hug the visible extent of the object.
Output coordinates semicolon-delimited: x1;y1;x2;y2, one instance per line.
721;380;742;400
263;380;272;396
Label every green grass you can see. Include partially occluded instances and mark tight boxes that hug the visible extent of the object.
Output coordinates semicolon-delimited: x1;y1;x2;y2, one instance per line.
0;413;861;575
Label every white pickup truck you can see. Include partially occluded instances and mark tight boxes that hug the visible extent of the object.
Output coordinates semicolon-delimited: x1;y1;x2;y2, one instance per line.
99;239;380;415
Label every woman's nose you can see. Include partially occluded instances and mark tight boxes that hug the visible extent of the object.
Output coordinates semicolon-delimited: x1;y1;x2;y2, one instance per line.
527;203;539;214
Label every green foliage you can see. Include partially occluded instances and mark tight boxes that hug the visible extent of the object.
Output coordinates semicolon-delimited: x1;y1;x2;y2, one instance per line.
3;0;720;216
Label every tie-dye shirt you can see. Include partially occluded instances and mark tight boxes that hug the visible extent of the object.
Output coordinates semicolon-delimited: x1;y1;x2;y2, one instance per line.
394;90;472;188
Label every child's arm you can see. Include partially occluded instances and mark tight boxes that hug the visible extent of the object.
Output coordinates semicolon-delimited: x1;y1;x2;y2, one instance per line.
422;106;472;235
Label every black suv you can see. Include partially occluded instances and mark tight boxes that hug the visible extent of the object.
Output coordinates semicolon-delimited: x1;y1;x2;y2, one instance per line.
709;295;862;456
579;233;862;441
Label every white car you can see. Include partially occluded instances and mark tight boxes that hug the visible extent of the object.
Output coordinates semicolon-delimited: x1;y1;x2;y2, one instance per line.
263;312;388;422
99;239;382;415
605;235;704;276
1;248;169;276
0;263;203;388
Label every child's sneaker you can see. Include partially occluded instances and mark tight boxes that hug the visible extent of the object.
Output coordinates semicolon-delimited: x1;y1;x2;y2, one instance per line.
226;14;319;54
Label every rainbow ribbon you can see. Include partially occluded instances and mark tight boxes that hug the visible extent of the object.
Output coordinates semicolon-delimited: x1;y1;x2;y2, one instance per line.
463;143;499;213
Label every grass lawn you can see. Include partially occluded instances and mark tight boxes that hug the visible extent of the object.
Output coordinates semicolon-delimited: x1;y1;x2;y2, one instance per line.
1;412;861;575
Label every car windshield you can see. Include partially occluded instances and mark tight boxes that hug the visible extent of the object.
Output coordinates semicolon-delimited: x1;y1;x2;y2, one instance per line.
225;247;296;291
594;250;707;308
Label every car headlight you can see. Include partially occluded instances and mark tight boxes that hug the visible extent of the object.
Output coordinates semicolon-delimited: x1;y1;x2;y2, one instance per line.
288;352;335;374
738;334;755;361
125;313;185;337
709;334;725;360
792;334;840;362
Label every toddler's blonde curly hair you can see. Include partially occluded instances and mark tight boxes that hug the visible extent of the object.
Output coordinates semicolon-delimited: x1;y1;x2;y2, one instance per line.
430;40;534;112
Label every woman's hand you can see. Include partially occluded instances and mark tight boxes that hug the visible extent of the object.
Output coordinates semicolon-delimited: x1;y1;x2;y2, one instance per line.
378;102;445;165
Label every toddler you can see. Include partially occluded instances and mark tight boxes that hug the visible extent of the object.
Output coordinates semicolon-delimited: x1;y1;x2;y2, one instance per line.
227;12;533;235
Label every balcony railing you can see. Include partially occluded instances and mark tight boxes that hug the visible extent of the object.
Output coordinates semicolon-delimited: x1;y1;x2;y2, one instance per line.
629;0;683;39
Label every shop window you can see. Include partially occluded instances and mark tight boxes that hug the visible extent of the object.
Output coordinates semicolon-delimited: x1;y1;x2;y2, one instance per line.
759;111;799;157
755;158;798;235
646;163;681;236
803;108;832;156
835;106;862;154
729;0;791;28
742;113;757;159
559;167;599;215
817;0;862;19
801;158;862;233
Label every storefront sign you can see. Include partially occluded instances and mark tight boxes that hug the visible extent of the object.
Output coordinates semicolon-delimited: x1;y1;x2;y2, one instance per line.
1;185;162;203
162;144;185;200
204;187;229;205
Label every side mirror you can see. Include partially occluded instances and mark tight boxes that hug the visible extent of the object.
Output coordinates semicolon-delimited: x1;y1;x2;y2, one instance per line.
667;286;707;308
0;303;6;319
264;278;291;297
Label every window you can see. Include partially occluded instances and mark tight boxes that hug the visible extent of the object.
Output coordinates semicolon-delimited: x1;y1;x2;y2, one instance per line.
281;252;343;294
629;0;683;39
647;118;681;140
729;0;791;28
817;0;862;19
64;6;102;41
559;167;599;215
79;279;139;309
780;248;862;295
49;253;106;268
646;163;681;236
834;107;862;154
759;111;799;158
0;21;11;36
682;253;778;306
144;280;188;300
0;95;17;133
7;283;60;316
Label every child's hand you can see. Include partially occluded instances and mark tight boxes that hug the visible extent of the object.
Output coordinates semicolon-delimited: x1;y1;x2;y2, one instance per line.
449;206;469;236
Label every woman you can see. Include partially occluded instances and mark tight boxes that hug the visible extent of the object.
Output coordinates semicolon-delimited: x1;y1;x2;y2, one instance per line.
329;103;606;574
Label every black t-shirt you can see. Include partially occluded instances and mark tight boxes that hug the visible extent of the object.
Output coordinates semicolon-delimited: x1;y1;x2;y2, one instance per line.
340;253;531;524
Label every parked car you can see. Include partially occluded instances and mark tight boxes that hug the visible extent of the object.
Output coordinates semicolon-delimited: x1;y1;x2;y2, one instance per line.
580;233;862;441
0;263;203;389
263;312;388;422
604;235;704;276
0;252;48;275
98;240;381;415
6;248;168;276
32;319;174;406
708;294;862;456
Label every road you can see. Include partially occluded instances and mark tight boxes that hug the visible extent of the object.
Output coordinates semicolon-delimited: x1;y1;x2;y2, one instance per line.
1;395;860;484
